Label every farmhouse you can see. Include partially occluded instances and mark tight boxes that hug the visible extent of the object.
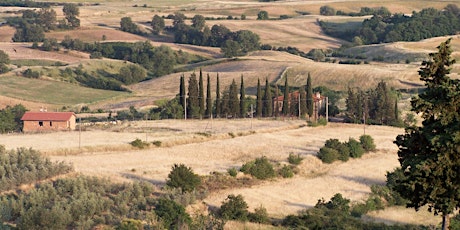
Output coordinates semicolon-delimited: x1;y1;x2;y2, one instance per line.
21;112;76;132
273;91;326;120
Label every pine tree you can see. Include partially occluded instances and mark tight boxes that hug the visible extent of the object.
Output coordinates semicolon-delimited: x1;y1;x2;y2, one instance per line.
215;73;221;118
187;72;199;118
282;76;289;116
394;39;460;230
263;78;272;117
239;75;246;118
206;74;212;118
229;79;239;118
306;73;314;119
199;69;205;119
256;78;262;117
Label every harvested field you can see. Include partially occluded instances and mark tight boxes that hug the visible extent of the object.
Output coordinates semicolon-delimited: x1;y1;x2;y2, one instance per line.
0;120;440;225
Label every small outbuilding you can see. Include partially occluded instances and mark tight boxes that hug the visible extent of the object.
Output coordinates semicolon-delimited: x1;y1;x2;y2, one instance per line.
21;112;76;132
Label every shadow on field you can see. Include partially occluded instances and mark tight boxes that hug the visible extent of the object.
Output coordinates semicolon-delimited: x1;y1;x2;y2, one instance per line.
284;200;312;210
337;175;385;186
120;172;166;186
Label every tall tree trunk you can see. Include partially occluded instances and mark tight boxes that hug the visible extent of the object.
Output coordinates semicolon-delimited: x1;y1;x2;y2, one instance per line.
442;214;450;230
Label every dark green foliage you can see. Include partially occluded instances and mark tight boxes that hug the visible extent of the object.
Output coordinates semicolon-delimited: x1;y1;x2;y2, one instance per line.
0;146;73;192
219;194;249;221
320;5;336;16
22;68;40;78
62;3;80;28
205;74;212;118
129;138;150;149
155;198;192;229
187;72;200;118
257;11;269;20
279;165;294;178
151;14;165;35
228;79;240;118
394;39;460;228
0;104;27;133
215;73;221;117
288;153;303;165
359;134;376;151
256;78;262;117
0;50;10;64
348;137;365;158
117;64;147;85
199;69;205;118
248;205;270;224
317;147;340;163
282;76;289;116
227;168;238;177
240;157;275;180
12;21;45;42
117;219;143;230
166;164;201;193
179;74;186;110
262;78;273;117
1;176;157;229
239;75;246;118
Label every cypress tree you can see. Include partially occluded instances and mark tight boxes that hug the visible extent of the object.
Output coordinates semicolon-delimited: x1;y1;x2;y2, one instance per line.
239;75;246;118
263;78;272;117
229;79;239;118
300;87;307;117
206;74;212;118
179;74;185;110
199;69;205;119
187;72;199;118
215;73;221;118
306;73;313;119
282;76;289;116
256;78;262;117
274;84;279;118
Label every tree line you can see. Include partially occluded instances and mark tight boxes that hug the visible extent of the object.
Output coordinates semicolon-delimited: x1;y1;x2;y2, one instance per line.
319;4;460;45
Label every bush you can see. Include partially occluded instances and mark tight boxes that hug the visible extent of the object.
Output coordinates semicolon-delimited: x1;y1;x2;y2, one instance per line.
155;198;192;229
152;140;162;147
348;138;365;158
248;205;270;224
336;143;350;162
227;167;238;177
219;194;249;221
288;153;303;165
117;219;143;230
240;157;275;180
359;135;376;151
279;165;294;178
166;164;201;193
317;147;340;163
130;138;150;149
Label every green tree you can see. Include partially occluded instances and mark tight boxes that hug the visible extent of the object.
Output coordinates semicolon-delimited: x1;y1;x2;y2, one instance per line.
120;17;140;34
36;7;56;31
320;5;336;16
199;69;205;119
0;50;9;64
191;14;206;31
179;74;186;111
274;84;279;117
239;75;246;118
256;78;262;117
306;73;313;119
257;11;269;20
394;38;460;230
187;73;200;118
263;78;272;117
221;40;241;58
151;14;165;35
206;74;212;118
166;164;201;193
62;3;80;28
229;79;239;118
282;76;290;116
215;73;221;118
155;198;192;229
219;194;249;221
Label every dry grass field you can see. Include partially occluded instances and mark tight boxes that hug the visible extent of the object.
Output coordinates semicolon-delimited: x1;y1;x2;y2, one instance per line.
0;120;440;226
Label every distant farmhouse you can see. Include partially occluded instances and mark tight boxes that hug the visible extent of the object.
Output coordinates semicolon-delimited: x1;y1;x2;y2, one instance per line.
21;112;76;132
273;92;327;120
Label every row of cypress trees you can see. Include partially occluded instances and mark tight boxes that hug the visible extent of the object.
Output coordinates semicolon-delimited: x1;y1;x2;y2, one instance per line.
178;69;315;119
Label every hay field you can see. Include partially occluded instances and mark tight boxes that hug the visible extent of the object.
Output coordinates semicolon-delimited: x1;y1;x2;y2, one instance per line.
0;120;439;226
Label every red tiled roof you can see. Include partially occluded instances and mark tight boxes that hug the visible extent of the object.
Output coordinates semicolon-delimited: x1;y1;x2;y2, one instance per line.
21;112;75;121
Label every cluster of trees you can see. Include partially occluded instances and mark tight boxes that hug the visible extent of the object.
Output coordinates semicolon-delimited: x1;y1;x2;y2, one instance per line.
0;146;72;192
319;4;460;45
0;104;27;133
317;135;375;163
345;81;400;126
153;12;260;57
0;50;9;74
320;5;391;17
10;4;80;42
61;38;203;78
175;71;318;120
0;0;53;7
60;66;128;91
120;17;145;35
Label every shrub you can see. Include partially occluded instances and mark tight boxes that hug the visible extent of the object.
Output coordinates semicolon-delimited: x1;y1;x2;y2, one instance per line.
155;198;192;229
279;165;294;178
130;138;150;149
336;143;350;162
152;140;162;147
287;153;303;165
348;138;365;158
241;157;275;180
317;147;340;163
249;205;270;224
359;134;376;151
219;194;249;221
227;167;238;177
324;139;341;149
166;164;201;193
117;219;143;230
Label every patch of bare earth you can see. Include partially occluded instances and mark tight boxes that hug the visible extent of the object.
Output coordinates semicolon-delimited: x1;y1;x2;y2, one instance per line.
0;120;439;225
